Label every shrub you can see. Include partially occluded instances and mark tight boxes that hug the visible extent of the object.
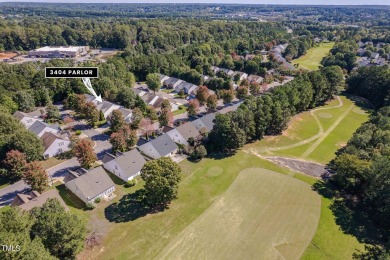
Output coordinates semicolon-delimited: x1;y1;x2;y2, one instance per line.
94;197;101;203
125;179;137;188
86;202;96;210
75;130;82;135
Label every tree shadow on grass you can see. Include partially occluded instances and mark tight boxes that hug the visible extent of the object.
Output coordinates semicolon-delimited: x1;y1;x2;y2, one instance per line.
312;179;337;199
206;152;236;160
104;189;168;223
312;179;387;247
330;199;386;245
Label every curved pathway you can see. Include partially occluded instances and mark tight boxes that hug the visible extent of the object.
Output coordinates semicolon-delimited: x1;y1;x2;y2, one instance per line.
254;96;343;153
301;101;353;158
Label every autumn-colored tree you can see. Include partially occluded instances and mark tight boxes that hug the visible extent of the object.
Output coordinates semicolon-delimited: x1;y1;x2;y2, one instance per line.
140;118;155;139
187;99;200;117
2;150;27;179
240;79;249;86
109;125;137;153
236;85;249;99
220;89;235;104
158;108;174;128
84;102;99;126
161;99;172;110
72;94;87;113
23;162;48;193
195;85;210;106
206;94;218;110
249;82;262;96
63;116;75;130
108;109;125;133
73;139;97;169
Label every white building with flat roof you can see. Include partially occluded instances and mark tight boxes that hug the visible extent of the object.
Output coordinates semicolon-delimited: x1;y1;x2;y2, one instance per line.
28;46;89;58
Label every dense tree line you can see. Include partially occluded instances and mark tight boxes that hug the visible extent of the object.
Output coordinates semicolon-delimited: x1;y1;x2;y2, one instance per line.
0;112;43;162
321;41;358;71
346;66;390;108
329;106;390;258
283;36;314;61
209;66;343;152
0;199;86;259
1;3;389;26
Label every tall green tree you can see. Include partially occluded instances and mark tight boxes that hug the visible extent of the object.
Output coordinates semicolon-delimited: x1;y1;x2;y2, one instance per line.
14;91;35;112
146;73;161;93
109;109;125;133
31;198;87;259
141;157;181;207
45;103;61;121
209;113;246;153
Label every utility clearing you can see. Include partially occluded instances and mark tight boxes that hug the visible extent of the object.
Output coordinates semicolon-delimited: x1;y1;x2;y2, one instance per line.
292;42;335;70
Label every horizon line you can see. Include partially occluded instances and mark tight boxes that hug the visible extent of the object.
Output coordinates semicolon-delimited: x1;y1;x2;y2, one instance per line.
0;1;389;6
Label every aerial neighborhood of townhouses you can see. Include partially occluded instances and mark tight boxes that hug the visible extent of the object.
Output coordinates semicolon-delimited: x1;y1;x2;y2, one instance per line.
0;2;389;260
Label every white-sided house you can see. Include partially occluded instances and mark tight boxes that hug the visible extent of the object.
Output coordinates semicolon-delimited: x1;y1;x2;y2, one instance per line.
102;149;146;181
41;132;71;159
65;166;115;204
28;120;60;138
13;111;43;128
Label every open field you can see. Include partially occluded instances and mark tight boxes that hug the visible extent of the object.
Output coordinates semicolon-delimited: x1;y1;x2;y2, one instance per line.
157;168;321;260
292;42;335;70
82;151;318;260
79;150;365;260
248;95;369;164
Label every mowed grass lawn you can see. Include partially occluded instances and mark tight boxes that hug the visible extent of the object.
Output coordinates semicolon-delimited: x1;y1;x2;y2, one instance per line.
87;152;321;260
292;42;335;70
250;95;369;164
157;168;321;260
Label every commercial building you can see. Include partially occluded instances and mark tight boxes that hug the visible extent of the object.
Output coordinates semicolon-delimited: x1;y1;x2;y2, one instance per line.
28;46;89;58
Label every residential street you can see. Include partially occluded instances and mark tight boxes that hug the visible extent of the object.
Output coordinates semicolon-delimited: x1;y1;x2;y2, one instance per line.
0;180;29;207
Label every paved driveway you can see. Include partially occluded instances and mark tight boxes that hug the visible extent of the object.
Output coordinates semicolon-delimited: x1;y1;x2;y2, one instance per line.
46;157;80;179
0;181;29;207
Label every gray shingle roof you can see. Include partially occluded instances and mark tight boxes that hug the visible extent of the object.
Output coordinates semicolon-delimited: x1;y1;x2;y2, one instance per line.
12;190;69;211
27;120;59;136
176;122;200;140
13;111;29;120
65;166;115;203
110;150;146;180
191;113;216;132
139;134;177;159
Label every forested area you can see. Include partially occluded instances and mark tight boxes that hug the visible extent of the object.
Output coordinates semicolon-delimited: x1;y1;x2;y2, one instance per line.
1;3;389;26
346;66;390;108
0;198;86;259
322;65;390;258
321;41;358;71
209;66;343;152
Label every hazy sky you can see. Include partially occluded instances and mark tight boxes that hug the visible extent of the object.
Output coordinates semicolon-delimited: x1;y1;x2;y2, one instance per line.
0;0;388;5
